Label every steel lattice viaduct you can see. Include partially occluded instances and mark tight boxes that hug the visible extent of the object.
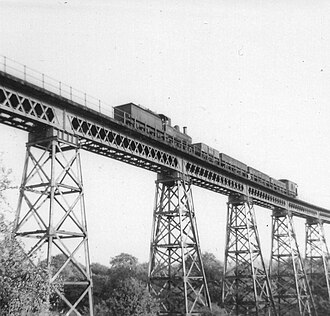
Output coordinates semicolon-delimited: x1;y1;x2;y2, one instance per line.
0;56;329;316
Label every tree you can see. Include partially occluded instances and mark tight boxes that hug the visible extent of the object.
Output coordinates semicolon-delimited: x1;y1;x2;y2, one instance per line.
0;226;52;315
91;262;112;306
91;262;110;276
108;253;140;287
91;253;160;315
199;304;227;316
0;159;57;315
0;158;12;201
110;253;138;269
107;277;159;316
202;252;223;306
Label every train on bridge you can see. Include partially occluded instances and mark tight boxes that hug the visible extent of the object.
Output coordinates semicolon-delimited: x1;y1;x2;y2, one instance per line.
114;103;298;198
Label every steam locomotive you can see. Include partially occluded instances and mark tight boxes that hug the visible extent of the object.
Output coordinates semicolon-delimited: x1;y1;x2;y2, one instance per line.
113;103;298;198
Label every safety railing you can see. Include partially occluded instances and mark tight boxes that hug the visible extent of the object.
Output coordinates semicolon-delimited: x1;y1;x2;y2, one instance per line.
0;56;200;160
0;55;114;118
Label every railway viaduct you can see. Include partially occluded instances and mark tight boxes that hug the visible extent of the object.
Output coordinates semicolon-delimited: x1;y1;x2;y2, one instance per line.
0;56;329;316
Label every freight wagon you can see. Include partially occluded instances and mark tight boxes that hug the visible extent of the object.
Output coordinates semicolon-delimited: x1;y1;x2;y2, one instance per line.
248;167;271;187
192;143;220;163
270;178;287;195
220;153;248;177
279;179;298;197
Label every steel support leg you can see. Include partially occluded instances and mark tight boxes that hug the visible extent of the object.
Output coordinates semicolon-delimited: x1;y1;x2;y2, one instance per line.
269;208;315;316
14;130;93;316
148;173;211;315
222;194;276;315
305;218;330;313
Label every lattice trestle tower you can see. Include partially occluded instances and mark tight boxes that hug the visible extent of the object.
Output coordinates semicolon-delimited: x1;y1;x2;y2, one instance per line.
222;194;276;315
148;173;211;315
14;129;93;316
269;208;315;316
305;217;330;313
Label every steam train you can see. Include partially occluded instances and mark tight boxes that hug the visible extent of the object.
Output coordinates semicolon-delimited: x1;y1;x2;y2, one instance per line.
113;103;298;198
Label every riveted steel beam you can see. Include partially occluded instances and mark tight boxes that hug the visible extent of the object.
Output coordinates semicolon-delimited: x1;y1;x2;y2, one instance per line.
1;75;330;223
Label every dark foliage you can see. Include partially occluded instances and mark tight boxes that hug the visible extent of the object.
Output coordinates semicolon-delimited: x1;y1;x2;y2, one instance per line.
91;253;159;315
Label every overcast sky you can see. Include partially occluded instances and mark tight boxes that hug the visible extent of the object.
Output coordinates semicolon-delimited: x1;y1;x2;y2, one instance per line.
1;0;330;265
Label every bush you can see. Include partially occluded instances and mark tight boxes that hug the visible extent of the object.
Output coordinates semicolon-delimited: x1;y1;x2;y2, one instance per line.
0;220;56;315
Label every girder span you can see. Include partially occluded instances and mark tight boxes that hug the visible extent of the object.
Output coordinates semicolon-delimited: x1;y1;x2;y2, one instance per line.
1;72;330;223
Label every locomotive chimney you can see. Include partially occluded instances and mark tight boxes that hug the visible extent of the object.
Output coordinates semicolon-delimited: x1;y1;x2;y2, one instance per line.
183;126;187;134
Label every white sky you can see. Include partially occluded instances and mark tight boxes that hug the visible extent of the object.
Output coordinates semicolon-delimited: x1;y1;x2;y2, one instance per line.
1;0;330;265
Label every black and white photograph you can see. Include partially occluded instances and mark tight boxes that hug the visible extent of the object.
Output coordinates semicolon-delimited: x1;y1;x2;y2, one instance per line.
0;1;330;315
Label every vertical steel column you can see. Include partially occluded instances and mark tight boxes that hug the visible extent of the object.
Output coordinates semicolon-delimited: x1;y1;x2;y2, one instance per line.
222;194;276;315
148;173;211;315
269;208;314;316
14;130;93;316
305;218;330;313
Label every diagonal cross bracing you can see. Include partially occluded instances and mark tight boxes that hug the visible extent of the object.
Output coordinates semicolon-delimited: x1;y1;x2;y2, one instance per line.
222;194;276;315
305;218;330;314
1;75;330;222
269;209;315;316
14;130;93;316
148;174;211;315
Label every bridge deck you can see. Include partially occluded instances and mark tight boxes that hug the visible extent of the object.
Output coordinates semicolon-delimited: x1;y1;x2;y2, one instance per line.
1;69;329;222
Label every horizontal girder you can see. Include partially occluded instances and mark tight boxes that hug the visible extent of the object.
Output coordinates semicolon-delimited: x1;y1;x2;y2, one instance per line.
1;71;330;222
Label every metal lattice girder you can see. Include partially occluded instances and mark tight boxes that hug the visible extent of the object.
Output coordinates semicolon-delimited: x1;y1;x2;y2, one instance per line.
222;194;276;316
14;129;93;316
148;173;211;315
2;79;330;225
305;218;330;304
269;209;315;316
